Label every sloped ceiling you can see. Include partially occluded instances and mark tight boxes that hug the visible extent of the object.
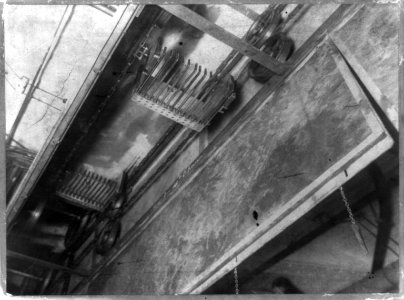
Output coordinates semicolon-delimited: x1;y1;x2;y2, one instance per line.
5;5;130;152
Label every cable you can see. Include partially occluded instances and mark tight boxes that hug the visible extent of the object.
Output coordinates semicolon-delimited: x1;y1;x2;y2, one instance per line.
5;77;18;91
5;61;23;79
6;5;75;145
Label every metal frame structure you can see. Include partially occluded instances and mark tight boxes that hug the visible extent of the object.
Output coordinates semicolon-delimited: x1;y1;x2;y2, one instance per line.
69;4;369;294
6;4;401;296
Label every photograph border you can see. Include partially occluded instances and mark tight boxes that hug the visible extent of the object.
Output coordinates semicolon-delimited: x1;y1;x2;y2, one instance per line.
0;1;402;298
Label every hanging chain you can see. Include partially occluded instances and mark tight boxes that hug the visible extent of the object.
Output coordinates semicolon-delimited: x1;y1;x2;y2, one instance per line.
233;257;239;295
340;186;369;255
339;186;356;225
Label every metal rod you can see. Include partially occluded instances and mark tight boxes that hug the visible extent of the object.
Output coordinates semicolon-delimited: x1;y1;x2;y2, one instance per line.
7;251;89;277
138;47;166;94
153;54;181;101
30;96;63;111
192;76;220;119
86;172;101;200
177;65;202;111
8;268;42;281
169;59;192;106
75;170;91;198
147;50;174;93
182;68;208;113
175;63;199;110
69;171;84;196
159;59;185;104
195;71;213;100
93;177;110;203
162;60;188;106
147;51;175;97
91;175;104;201
103;187;116;206
89;5;114;17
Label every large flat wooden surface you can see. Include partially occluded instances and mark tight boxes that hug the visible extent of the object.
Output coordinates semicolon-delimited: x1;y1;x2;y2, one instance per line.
331;5;399;129
89;39;392;295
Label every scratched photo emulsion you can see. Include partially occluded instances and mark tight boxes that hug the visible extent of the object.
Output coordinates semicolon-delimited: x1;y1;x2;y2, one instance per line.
3;3;401;296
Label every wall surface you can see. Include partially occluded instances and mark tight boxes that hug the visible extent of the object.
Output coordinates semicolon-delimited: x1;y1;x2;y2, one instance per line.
88;31;392;294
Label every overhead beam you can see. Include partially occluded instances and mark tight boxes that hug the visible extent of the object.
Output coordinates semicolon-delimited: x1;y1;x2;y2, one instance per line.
227;5;259;20
8;269;43;281
7;251;89;277
159;5;287;75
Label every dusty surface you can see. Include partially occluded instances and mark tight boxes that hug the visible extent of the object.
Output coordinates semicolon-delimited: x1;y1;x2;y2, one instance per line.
5;5;130;152
120;137;201;235
89;40;377;295
239;183;400;294
332;5;399;128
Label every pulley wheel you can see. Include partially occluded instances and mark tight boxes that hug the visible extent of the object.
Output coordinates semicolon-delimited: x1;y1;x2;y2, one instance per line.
246;9;281;47
248;33;294;83
95;220;121;255
106;194;126;219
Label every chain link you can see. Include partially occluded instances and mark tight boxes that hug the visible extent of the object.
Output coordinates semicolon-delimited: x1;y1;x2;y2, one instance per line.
234;257;239;295
339;186;356;225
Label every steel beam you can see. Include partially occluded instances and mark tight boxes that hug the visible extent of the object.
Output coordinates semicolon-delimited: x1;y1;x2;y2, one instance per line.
227;5;260;20
7;251;89;277
8;269;43;281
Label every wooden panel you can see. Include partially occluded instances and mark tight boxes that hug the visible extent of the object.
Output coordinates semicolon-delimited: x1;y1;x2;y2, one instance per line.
89;39;393;295
330;5;399;129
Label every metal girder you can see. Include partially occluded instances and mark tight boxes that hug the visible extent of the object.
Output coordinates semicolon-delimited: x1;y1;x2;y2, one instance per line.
159;5;288;75
8;269;43;281
7;251;90;277
227;5;260;20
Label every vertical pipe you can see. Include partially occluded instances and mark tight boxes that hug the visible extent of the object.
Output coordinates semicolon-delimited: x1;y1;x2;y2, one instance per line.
146;50;173;96
159;59;184;104
168;60;191;106
138;47;167;94
152;52;181;101
182;68;208;114
177;65;201;111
